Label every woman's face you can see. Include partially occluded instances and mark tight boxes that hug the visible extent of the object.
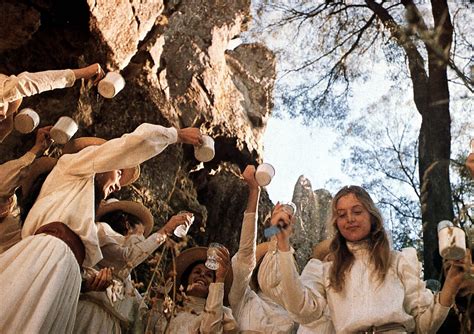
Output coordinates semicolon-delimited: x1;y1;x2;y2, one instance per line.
335;193;372;242
186;263;214;298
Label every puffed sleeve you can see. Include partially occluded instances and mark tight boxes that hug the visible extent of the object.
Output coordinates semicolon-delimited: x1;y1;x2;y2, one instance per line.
398;248;450;333
263;250;326;324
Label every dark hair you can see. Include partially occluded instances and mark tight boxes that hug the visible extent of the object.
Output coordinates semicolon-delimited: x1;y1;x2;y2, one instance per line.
100;210;143;235
18;172;49;224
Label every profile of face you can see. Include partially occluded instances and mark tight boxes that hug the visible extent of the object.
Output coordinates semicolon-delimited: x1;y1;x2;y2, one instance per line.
95;169;122;199
1;98;22;121
335;193;372;242
186;263;215;298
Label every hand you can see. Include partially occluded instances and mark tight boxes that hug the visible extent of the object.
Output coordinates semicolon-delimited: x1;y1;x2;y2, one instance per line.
30;126;53;156
176;127;203;146
466;153;474;178
242;165;259;190
440;250;472;306
159;212;194;236
214;246;230;283
270;203;294;251
82;267;113;292
72;63;105;85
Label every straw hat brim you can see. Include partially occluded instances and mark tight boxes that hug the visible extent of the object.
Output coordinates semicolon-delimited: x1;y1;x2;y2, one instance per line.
312;239;332;261
173;247;233;304
96;200;154;237
63;137;140;186
20;157;58;195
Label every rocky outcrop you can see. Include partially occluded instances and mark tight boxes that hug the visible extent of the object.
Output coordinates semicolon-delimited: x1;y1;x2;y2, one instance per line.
291;175;333;269
0;1;276;254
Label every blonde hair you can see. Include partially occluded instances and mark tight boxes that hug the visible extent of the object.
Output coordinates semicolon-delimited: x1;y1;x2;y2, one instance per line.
328;186;391;292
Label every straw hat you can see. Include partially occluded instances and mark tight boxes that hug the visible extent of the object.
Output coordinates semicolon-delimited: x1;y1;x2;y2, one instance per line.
20;156;58;195
96;200;154;237
63;137;140;186
173;247;233;303
312;239;333;261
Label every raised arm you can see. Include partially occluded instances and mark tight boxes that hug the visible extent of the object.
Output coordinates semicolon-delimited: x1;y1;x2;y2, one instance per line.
58;124;202;178
0;126;52;202
228;166;260;311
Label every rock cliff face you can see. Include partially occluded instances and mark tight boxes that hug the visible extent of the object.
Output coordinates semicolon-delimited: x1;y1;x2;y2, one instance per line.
0;0;275;254
291;175;333;269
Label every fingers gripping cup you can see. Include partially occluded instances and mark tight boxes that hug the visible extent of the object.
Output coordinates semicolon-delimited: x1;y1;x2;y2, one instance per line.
174;212;194;238
14;108;40;134
205;242;223;270
264;201;297;238
194;135;215;162
255;163;275;187
438;220;466;260
98;72;126;98
50;116;79;144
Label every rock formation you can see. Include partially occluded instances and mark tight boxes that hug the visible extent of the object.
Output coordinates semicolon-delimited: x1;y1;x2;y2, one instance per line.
291;175;333;270
0;0;275;256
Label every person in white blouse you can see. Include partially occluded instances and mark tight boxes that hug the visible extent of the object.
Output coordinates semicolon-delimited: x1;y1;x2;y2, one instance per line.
228;165;297;334
0;63;104;142
0;124;202;333
0;126;54;254
265;185;469;333
74;200;192;333
151;246;238;333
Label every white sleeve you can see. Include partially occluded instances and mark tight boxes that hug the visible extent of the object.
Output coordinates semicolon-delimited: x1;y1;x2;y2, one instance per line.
228;212;257;314
275;251;326;324
200;282;227;334
0;70;75;104
101;233;166;278
57;123;178;177
398;248;450;333
0;152;36;202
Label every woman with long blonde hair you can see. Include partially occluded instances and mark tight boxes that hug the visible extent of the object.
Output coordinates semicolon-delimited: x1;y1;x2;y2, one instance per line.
265;185;469;333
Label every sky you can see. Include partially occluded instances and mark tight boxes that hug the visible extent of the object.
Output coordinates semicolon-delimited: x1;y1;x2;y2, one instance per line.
262;63;392;203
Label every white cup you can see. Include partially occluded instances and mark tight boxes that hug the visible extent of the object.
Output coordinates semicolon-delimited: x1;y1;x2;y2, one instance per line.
194;135;215;162
174;212;194;238
50;116;78;144
255;163;275;186
98;72;126;98
14;108;40;134
438;220;466;260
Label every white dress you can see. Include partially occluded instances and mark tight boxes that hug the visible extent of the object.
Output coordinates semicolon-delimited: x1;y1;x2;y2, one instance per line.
271;241;451;334
74;223;167;333
0;69;75;118
0;151;36;254
0;124;178;333
228;213;296;334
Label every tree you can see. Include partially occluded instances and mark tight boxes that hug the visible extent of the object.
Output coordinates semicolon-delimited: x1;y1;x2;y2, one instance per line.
251;0;473;279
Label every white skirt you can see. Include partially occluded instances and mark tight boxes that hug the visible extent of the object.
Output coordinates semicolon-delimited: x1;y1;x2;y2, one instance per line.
0;234;81;333
74;299;121;334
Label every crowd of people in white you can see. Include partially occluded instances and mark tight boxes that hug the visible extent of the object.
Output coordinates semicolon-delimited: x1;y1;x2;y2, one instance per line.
0;64;473;333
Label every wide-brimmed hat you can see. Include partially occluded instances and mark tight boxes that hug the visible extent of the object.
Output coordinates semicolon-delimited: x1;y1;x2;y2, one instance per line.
312;239;333;261
63;137;140;186
20;156;58;195
173;247;233;304
96;200;154;237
